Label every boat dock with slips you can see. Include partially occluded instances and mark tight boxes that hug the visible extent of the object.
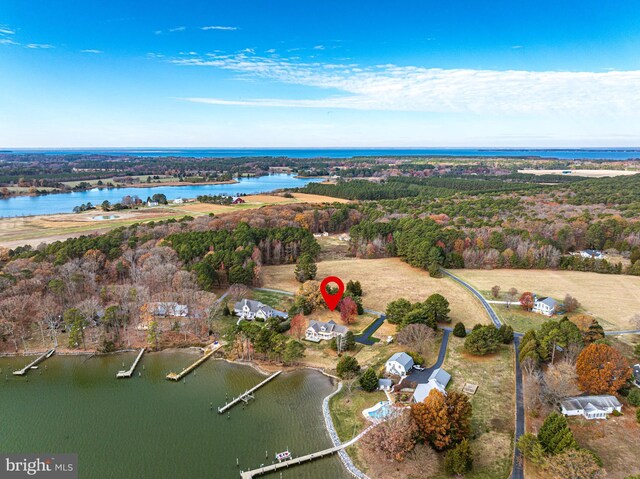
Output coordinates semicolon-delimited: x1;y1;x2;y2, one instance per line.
13;349;55;376
116;348;145;378
218;370;281;414
166;342;222;381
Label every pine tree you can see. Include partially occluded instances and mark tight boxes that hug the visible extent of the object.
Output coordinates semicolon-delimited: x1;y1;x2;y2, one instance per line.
444;439;473;475
294;253;317;282
360;367;379;392
538;412;577;455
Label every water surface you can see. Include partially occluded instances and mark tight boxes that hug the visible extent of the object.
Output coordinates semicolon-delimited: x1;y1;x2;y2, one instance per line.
0;353;345;479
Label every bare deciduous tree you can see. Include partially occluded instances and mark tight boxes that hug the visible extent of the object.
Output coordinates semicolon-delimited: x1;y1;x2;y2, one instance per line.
397;324;436;357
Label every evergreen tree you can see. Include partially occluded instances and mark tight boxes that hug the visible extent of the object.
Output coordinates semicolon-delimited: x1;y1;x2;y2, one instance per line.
444;439;473;475
346;280;363;297
464;325;501;355
344;331;356;351
453;322;467;338
424;293;451;323
360;367;379;392
386;298;412;325
294;253;317;282
499;324;514;344
336;355;360;379
538;412;577;455
223;304;231;316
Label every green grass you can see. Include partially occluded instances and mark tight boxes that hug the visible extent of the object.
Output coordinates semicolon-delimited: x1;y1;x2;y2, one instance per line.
250;290;294;312
328;387;386;442
495;305;546;333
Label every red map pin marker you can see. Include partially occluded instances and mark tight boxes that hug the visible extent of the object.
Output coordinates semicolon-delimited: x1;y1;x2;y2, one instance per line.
320;276;345;311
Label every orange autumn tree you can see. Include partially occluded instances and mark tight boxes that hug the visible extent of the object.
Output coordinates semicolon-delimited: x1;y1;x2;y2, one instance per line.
289;313;306;340
576;343;631;395
410;389;472;451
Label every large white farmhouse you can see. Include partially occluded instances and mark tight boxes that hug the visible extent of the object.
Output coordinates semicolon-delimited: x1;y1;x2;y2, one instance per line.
305;320;348;342
234;299;287;322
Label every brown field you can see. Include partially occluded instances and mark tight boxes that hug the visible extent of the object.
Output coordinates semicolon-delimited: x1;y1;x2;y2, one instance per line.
518;169;638;178
261;258;492;325
454;269;640;330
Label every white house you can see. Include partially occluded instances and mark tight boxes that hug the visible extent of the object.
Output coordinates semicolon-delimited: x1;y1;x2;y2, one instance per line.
234;299;287;322
560;395;622;420
149;302;189;317
305;320;348;342
172;198;184;204
532;296;560;316
412;368;452;403
385;352;414;377
580;249;605;259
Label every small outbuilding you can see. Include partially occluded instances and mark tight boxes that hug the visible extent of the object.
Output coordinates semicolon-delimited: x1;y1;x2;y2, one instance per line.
378;379;393;391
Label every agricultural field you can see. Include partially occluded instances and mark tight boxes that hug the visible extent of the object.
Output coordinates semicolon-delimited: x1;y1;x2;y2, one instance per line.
517;169;638;178
453;269;640;330
261;258;492;326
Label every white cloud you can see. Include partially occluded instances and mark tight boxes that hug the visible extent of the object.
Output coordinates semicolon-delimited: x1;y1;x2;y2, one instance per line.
0;26;16;35
0;38;19;45
169;26;186;32
81;49;103;54
25;43;54;49
313;45;325;50
201;25;238;31
172;53;640;116
511;45;523;49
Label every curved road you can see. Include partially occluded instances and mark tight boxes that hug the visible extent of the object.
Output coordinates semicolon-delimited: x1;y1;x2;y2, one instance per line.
442;269;524;479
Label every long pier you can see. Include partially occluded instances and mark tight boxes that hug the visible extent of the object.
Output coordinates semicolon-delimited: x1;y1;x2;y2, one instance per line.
116;348;145;378
218;371;281;414
13;349;55;376
239;425;373;479
166;342;222;381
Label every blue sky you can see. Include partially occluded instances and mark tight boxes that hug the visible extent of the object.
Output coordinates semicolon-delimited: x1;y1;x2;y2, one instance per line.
1;0;639;147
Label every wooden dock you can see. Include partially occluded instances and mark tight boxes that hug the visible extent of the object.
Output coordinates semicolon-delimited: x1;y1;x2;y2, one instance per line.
166;342;222;381
116;348;145;378
13;349;55;376
218;371;281;414
239;425;373;478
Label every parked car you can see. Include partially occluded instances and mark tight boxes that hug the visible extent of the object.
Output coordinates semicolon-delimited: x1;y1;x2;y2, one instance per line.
413;365;425;371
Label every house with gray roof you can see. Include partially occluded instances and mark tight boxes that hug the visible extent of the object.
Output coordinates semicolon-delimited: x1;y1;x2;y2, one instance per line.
378;378;393;391
532;296;560;316
385;352;414;377
234;299;287;322
560;395;622;420
413;367;452;403
305;320;348;342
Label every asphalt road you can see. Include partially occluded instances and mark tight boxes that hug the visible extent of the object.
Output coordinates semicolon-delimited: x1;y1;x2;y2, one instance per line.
406;329;451;383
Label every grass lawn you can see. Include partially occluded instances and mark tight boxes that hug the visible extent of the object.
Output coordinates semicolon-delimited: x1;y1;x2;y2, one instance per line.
494;305;547;333
329;387;386;442
437;336;515;479
454;269;640;330
250;289;294;312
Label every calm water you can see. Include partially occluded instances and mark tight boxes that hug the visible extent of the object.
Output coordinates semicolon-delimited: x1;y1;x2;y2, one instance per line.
0;174;322;218
0;353;345;479
6;147;640;159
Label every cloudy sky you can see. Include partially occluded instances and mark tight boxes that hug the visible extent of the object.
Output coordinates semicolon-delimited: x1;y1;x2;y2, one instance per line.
1;0;639;147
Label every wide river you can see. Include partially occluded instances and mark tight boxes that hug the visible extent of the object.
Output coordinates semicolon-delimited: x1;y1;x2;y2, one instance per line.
0;352;347;479
0;174;322;218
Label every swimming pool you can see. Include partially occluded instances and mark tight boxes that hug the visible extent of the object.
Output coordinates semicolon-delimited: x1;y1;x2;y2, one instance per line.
362;401;394;421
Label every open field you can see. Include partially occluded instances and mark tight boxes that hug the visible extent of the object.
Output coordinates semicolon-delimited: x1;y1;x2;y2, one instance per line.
454;269;640;330
518;169;638;177
0;193;348;248
262;258;492;326
438;337;515;479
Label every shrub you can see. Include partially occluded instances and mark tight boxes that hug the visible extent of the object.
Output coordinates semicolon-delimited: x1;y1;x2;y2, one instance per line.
627;387;640;407
453;322;467;338
444;439;473;475
406;351;424;366
636;408;640;424
516;433;545;466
